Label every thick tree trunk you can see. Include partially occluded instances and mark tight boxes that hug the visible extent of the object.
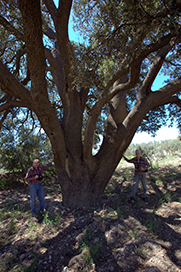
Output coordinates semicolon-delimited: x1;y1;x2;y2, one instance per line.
55;129;130;208
56;167;98;208
55;153;122;208
60;176;102;208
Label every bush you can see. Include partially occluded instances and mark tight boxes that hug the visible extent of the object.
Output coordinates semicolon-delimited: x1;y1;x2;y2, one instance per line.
0;129;52;173
124;137;181;167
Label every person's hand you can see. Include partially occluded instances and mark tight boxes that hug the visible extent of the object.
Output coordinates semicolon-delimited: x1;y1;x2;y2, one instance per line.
35;175;39;179
140;167;145;171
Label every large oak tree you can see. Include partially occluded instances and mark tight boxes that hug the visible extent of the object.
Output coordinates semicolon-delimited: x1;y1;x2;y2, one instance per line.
0;0;181;207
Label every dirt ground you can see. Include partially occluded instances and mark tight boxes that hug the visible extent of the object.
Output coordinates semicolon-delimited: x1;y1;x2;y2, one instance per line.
0;164;181;272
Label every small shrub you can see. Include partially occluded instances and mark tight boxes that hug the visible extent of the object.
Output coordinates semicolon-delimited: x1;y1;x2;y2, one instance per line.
9;218;18;235
151;162;159;169
134;245;146;259
0;177;9;189
150;175;156;182
116;207;123;218
82;247;93;272
152;205;156;215
42;210;63;225
159;192;172;205
82;228;93;245
164;192;172;203
104;185;114;195
24;258;38;272
51;212;63;226
28;223;38;230
128;226;137;239
146;217;160;234
80;228;101;265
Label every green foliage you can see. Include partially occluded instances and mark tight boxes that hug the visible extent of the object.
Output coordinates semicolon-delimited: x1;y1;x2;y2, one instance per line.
134;245;146;259
80;228;101;266
72;0;181;138
82;228;94;245
0;126;52;172
9;218;17;235
152;205;156;215
42;210;63;226
104;184;114;195
0;0;181;152
122;168;132;181
0;176;9;188
81;248;93;272
146;217;160;235
159;192;172;205
28;223;38;231
24;258;38;272
124;137;181;167
128;225;137;239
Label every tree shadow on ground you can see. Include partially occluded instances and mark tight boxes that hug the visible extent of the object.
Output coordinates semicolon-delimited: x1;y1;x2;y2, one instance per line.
102;165;181;270
30;210;123;271
0;164;181;271
130;200;181;267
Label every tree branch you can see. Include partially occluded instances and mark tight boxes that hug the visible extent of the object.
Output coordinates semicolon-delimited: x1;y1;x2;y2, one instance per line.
83;79;133;161
55;0;73;89
101;32;178;101
149;77;181;108
122;77;181;137
44;26;56;40
150;95;181;110
0;100;26;112
14;47;26;75
83;54;144;161
0;94;11;103
138;44;171;98
108;75;128;126
21;68;30;85
103;57;130;92
0;15;24;41
105;31;180;104
57;0;73;26
1;2;67;166
80;70;96;111
45;47;65;99
0;59;34;107
43;0;58;25
17;0;47;100
83;31;181;161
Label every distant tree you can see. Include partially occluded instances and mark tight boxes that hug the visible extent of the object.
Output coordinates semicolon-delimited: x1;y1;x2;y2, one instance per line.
0;123;52;173
0;0;181;207
125;137;181;167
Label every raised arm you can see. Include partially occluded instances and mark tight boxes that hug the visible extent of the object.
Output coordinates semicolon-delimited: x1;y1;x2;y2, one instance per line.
123;155;134;163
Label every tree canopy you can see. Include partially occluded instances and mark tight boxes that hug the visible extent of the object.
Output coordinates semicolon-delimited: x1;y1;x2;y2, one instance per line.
0;0;181;207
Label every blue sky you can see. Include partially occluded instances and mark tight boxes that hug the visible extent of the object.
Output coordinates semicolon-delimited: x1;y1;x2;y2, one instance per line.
132;126;179;144
53;0;180;144
133;73;179;143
